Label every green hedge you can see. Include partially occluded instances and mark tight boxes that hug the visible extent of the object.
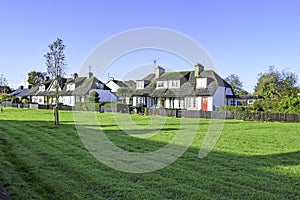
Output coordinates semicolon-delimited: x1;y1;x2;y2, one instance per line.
75;102;104;111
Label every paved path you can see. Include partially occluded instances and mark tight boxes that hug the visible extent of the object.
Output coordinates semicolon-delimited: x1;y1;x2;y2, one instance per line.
0;182;11;200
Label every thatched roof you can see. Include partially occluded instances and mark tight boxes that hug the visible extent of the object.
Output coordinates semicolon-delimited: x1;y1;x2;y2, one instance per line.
134;69;233;98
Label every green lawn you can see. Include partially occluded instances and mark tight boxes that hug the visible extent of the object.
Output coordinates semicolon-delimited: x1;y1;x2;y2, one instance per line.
0;108;299;199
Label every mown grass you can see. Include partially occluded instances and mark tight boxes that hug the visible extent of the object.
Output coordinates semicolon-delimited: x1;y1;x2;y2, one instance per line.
0;108;299;199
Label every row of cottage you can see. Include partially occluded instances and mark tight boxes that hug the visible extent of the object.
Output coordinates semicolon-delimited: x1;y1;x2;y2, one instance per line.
10;64;257;111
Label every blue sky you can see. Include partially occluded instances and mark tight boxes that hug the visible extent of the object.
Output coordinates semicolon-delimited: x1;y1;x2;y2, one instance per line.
1;0;300;92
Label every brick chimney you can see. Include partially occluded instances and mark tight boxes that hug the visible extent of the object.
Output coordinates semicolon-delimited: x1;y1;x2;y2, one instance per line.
194;63;204;77
73;73;78;79
155;66;165;79
88;72;93;78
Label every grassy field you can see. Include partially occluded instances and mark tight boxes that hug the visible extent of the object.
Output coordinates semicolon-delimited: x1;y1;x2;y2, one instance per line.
0;108;299;199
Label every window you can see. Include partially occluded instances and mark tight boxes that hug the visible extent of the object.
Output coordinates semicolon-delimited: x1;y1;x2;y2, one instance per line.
136;81;144;89
169;80;180;88
230;100;235;106
39;85;45;91
192;98;197;108
67;83;75;91
157;81;165;88
196;78;207;88
187;97;197;108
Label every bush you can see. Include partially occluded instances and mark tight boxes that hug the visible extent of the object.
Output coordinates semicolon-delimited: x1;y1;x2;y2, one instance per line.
75;102;103;111
234;107;248;120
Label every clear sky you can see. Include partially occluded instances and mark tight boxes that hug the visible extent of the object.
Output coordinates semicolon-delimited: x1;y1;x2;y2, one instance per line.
1;0;300;93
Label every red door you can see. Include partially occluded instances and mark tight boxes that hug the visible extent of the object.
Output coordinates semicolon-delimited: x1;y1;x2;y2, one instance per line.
202;97;208;111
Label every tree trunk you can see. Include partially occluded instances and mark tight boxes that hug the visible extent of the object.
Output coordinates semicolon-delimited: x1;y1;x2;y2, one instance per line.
54;106;59;125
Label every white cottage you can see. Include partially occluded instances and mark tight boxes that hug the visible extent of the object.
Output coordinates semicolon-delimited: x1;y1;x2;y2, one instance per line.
133;64;235;111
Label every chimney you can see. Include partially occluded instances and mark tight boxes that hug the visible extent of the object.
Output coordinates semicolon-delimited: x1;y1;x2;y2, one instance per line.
73;73;78;79
88;72;93;78
19;85;24;90
28;85;32;89
155;66;165;79
194;63;204;77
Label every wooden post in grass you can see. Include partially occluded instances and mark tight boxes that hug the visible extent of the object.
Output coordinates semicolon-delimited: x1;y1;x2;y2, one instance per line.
54;106;59;125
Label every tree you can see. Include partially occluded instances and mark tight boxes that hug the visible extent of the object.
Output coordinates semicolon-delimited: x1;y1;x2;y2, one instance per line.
225;74;246;95
0;74;9;93
254;66;299;98
117;87;133;104
124;80;136;90
27;71;46;87
44;38;66;125
88;91;100;103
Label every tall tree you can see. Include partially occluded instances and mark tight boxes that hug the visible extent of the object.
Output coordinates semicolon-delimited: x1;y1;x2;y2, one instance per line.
44;38;66;125
0;74;9;93
254;66;298;98
117;87;133;104
27;71;46;87
124;80;136;90
225;74;246;95
88;91;100;103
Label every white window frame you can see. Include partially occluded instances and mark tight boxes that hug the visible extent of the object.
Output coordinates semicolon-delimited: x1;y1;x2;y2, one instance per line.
136;81;144;89
196;78;207;89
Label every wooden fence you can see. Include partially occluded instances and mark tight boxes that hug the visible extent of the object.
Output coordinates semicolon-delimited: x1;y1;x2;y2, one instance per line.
147;108;235;119
147;108;300;122
245;112;300;122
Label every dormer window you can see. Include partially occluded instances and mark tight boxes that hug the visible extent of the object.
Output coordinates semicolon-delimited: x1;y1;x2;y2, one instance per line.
196;78;207;89
168;80;180;88
136;81;144;89
39;85;45;91
67;83;75;91
157;81;165;88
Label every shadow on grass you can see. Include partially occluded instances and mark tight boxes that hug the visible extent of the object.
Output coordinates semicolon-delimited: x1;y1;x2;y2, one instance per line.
0;119;299;199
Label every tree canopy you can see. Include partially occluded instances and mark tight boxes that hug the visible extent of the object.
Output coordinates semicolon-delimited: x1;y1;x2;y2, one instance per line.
27;71;47;86
0;74;10;93
117;87;133;103
124;80;136;90
254;66;299;98
225;74;248;95
88;91;100;103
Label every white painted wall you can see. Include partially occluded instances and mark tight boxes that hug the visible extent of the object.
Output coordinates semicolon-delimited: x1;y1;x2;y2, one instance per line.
62;96;75;106
207;96;213;111
225;87;234;96
197;97;202;110
106;81;120;93
165;98;170;109
213;86;226;109
133;97;137;106
174;99;179;109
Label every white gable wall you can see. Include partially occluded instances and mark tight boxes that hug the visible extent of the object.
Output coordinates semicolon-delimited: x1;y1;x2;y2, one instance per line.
213;86;226;109
106;81;120;93
207;97;213;111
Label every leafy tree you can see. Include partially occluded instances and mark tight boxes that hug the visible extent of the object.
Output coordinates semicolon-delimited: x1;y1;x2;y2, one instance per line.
44;38;67;125
27;71;46;86
124;80;136;90
117;87;133;104
88;91;100;103
0;74;10;93
254;66;298;98
0;93;10;102
225;74;247;95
